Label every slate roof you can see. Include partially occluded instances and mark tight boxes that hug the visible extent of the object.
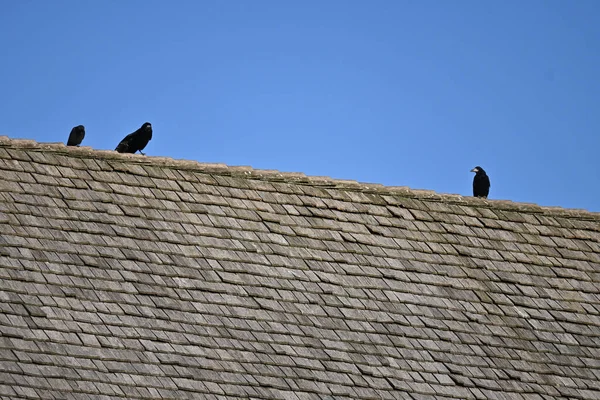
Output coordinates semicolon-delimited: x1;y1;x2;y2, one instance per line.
0;136;599;400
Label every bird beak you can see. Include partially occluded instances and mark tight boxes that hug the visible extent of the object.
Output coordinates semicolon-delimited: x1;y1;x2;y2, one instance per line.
470;168;477;172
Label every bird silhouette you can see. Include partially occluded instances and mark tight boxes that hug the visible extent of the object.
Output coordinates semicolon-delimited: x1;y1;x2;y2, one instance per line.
66;125;85;146
470;166;490;198
115;122;153;155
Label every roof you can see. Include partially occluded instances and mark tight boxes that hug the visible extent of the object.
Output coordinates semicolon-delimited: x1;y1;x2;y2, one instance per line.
0;136;599;399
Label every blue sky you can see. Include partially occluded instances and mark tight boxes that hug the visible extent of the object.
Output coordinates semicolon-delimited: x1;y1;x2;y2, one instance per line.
1;1;599;212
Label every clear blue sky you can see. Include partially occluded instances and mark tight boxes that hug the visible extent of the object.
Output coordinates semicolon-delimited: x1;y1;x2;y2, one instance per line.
1;1;599;212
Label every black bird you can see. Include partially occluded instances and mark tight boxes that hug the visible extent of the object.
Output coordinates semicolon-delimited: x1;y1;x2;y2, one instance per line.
471;166;490;198
115;122;153;155
66;125;85;146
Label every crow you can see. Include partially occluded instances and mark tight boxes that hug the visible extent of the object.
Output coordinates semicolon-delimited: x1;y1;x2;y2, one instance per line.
66;125;85;146
470;166;490;198
115;122;153;154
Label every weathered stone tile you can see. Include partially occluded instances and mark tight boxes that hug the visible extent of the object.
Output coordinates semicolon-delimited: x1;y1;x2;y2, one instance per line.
0;139;599;399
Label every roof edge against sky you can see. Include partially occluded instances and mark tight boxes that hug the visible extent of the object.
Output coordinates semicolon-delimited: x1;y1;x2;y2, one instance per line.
1;135;598;219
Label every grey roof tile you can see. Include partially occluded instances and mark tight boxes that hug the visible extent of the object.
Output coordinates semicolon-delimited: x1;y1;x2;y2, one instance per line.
0;139;599;399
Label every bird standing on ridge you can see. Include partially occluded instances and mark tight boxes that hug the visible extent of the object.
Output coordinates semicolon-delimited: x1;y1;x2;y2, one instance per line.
471;166;490;198
115;122;153;155
66;125;85;146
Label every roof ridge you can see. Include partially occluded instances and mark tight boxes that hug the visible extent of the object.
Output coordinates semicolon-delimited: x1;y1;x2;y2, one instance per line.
1;135;598;219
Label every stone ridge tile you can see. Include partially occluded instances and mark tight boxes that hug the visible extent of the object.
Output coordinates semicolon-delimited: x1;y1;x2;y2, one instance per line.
430;212;468;226
295;195;328;209
5;149;34;162
420;201;458;214
569;219;600;233
73;158;101;173
113;172;144;187
456;215;485;228
0;147;12;159
495;210;529;223
231;177;275;193
387;206;415;220
174;169;201;184
211;174;251;190
344;191;383;205
299;185;334;199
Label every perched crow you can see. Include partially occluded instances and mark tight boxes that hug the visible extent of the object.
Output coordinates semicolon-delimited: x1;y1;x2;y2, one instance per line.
471;166;490;198
115;122;153;154
66;125;85;146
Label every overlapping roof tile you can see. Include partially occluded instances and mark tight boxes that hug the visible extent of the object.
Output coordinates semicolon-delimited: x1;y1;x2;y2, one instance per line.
0;136;598;399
